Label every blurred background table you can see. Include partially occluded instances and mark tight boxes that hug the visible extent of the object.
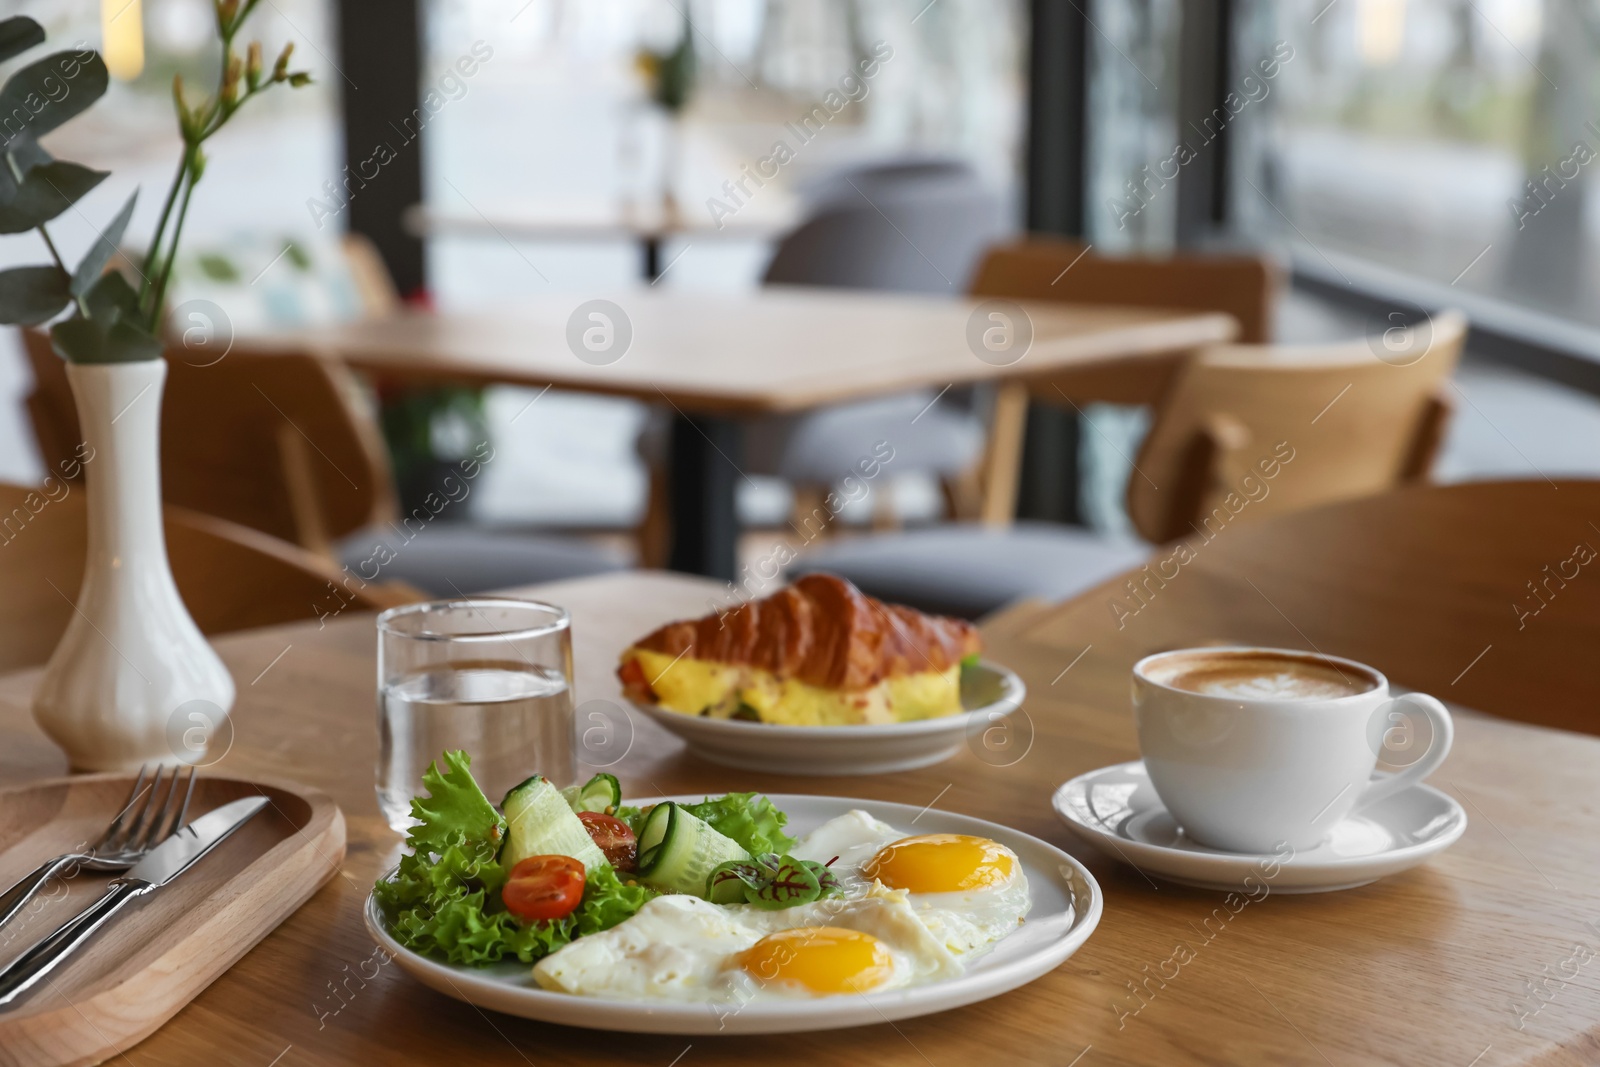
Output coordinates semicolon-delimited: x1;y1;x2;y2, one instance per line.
403;201;793;282
246;288;1236;579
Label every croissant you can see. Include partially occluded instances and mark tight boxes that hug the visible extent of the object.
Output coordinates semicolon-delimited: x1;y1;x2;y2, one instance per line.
619;574;981;726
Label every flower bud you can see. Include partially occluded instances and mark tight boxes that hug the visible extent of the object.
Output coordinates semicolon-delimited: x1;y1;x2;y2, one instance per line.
220;51;242;104
274;41;294;81
246;42;262;89
172;74;194;137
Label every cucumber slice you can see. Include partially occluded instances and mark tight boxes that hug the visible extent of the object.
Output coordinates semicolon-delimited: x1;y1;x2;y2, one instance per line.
501;775;607;873
635;802;749;896
559;773;622;814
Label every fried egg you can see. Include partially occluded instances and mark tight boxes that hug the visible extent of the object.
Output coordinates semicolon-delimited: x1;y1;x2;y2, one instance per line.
794;811;1032;956
530;811;1029;1001
531;885;957;1001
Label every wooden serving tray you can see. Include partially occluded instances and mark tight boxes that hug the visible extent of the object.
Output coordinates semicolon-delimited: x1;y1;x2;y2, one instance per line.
0;773;345;1067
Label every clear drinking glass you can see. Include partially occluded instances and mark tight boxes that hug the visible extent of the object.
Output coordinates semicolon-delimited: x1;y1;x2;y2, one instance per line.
376;598;576;833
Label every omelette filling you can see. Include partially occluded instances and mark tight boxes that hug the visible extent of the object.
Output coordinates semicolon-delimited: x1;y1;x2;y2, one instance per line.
622;648;964;726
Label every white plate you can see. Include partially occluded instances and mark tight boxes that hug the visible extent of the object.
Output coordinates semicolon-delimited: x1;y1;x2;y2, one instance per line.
1052;760;1467;894
366;793;1102;1034
628;661;1026;776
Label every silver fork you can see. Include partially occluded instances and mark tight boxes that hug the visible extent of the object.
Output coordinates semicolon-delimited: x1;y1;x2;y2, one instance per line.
0;765;197;937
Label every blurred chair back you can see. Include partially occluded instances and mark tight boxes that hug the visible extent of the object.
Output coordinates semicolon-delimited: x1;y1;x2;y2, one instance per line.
1124;310;1468;544
23;330;395;557
960;239;1277;523
797;156;983;208
764;173;1005;295
0;482;414;672
972;238;1278;342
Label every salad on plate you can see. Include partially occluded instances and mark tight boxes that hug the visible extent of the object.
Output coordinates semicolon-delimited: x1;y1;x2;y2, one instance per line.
374;752;1034;1002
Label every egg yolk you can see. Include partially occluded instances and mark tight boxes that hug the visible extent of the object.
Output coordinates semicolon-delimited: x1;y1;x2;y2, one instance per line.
739;927;895;994
863;834;1015;893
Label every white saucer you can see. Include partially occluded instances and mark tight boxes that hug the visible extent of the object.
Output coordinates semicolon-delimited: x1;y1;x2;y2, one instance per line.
630;660;1025;776
1051;760;1467;894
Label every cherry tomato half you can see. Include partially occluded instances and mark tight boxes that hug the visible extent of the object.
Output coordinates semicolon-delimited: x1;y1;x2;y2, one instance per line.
502;855;585;922
578;810;638;872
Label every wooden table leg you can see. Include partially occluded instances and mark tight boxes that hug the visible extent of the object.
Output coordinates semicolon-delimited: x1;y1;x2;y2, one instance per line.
665;412;742;581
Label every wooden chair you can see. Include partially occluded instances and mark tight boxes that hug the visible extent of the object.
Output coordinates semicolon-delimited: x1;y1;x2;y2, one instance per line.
0;482;416;673
961;239;1278;524
1124;312;1466;542
790;312;1469;619
22;328;396;556
971;237;1277;344
1013;479;1600;737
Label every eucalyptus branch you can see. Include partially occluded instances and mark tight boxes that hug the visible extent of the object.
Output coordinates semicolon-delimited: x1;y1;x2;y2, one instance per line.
136;0;312;332
147;163;195;326
36;224;89;317
138;156;188;310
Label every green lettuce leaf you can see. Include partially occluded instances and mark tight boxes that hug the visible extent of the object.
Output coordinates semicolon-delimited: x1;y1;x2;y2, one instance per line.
681;792;796;855
377;847;655;966
374;751;654;967
407;750;505;858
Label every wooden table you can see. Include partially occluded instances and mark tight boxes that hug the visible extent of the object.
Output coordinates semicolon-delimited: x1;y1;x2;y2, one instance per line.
252;288;1235;578
402;202;791;281
0;569;1594;1065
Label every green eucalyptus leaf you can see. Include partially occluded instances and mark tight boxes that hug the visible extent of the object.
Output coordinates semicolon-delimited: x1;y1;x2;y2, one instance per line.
0;159;108;233
0;18;46;65
0;264;70;324
70;189;136;297
0;50;109;147
48;315;101;362
48;271;160;364
81;268;140;318
2;135;50;180
100;317;163;363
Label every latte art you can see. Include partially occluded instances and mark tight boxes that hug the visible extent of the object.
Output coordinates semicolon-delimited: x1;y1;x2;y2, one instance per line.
1144;652;1375;701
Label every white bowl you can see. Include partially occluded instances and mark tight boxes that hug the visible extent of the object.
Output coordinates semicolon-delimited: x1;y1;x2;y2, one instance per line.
366;792;1102;1034
628;660;1026;775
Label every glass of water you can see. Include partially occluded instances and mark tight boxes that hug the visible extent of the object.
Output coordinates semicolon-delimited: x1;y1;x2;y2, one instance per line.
376;598;576;833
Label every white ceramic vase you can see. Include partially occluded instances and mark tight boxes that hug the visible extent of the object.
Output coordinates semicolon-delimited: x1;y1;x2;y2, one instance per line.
32;360;235;772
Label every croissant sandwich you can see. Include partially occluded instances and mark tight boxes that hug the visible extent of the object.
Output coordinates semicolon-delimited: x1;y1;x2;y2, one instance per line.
617;573;982;726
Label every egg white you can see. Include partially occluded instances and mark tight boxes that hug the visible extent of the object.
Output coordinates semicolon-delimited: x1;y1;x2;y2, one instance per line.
530;810;1031;1002
532;886;957;1001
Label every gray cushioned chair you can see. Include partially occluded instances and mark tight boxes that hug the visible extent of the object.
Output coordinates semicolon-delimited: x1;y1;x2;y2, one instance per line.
336;525;626;596
745;159;1006;508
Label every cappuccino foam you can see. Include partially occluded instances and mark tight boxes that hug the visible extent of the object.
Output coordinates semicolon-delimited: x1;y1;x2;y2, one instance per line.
1144;651;1375;701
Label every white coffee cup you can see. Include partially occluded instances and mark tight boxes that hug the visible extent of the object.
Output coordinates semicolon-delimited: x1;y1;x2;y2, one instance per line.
1132;646;1453;854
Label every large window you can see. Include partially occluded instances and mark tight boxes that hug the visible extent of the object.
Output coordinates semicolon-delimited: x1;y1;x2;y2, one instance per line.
421;0;1029;300
1234;0;1600;333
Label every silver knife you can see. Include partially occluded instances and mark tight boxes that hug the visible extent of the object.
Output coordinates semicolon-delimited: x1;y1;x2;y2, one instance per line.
0;795;268;1009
